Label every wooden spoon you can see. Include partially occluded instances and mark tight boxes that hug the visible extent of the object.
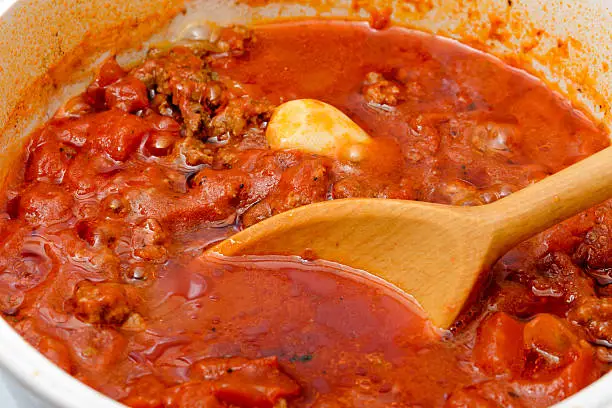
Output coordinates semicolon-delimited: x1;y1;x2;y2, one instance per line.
207;99;612;328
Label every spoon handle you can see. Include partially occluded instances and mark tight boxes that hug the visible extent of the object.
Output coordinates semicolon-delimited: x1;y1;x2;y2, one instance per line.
481;145;612;255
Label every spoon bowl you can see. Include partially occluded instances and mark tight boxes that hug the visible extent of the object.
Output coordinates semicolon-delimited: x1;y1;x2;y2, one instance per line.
211;198;497;328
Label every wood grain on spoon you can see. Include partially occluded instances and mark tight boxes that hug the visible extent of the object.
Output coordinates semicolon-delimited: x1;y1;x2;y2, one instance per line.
208;99;612;328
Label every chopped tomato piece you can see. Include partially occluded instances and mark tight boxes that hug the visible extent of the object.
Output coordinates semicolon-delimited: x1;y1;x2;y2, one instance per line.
188;357;300;407
511;314;599;405
143;111;181;132
120;375;166;408
38;336;72;373
46;117;91;147
211;357;301;408
163;382;221;408
105;76;149;113
86;57;127;109
473;312;525;377
514;346;597;406
26;141;77;183
63;151;107;195
19;184;74;226
67;327;127;370
144;131;179;157
523;314;578;376
87;109;150;161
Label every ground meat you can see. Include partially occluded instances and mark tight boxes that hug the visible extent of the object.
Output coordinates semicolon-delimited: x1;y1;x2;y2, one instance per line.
208;97;273;140
212;151;237;172
241;201;273;227
177;136;214;166
569;296;612;346
274;160;329;209
431;180;484;206
332;177;381;199
192;168;249;207
131;218;168;262
73;281;140;325
208;25;254;56
403;115;441;164
132;42;273;141
530;252;595;303
332;173;413;200
497;250;595;313
574;213;612;278
362;72;403;106
178;25;255;57
331;139;414;200
132;47;221;136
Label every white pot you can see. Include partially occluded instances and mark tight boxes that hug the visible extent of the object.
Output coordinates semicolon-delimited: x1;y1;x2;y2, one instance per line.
0;0;610;406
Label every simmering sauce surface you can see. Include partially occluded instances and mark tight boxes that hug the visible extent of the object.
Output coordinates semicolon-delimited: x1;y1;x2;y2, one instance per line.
0;20;610;407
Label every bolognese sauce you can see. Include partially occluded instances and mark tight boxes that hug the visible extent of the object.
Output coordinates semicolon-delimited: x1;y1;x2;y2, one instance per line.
0;20;610;407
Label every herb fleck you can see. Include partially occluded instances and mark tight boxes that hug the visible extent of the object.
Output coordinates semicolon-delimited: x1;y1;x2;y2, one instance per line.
290;353;314;363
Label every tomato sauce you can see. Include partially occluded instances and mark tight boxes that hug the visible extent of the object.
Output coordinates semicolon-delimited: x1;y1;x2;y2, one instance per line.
0;20;610;407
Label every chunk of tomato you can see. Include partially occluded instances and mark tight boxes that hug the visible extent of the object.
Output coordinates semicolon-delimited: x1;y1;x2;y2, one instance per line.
211;357;300;408
85;57;127;109
87;109;150;161
105;76;149;113
473;312;525;377
163;382;221;408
